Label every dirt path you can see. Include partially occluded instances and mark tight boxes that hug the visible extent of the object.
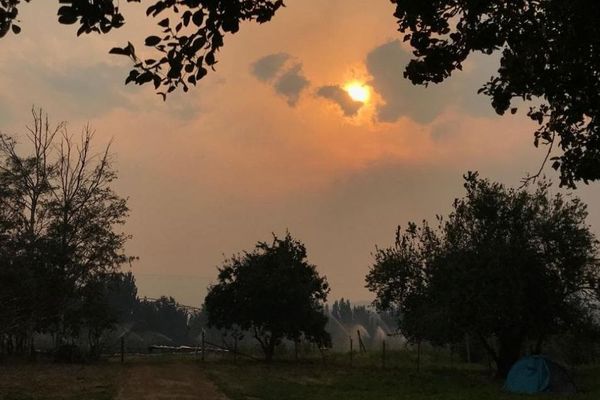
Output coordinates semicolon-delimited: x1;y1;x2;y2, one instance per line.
116;362;228;400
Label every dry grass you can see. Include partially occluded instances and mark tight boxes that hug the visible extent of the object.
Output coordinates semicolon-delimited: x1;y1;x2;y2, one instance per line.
0;360;122;400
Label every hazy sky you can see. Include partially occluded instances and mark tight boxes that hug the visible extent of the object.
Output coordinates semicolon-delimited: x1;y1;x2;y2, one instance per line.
2;0;600;306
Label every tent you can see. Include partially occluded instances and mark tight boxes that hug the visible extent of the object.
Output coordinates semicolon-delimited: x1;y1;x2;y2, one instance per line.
504;355;576;394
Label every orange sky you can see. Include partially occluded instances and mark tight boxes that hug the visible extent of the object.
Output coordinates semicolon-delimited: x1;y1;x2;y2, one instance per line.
2;0;600;306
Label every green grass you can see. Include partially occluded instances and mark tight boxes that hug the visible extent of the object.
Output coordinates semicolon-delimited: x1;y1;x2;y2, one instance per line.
0;361;122;400
205;352;600;400
3;351;600;399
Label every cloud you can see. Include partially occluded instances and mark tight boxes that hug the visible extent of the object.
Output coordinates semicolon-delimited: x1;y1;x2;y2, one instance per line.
274;64;310;106
251;53;310;106
366;40;498;125
0;61;139;119
366;40;449;124
431;120;461;141
251;53;290;82
316;85;363;116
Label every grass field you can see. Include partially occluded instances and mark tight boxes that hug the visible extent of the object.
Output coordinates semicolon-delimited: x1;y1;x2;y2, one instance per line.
206;355;600;400
0;360;122;400
2;352;600;399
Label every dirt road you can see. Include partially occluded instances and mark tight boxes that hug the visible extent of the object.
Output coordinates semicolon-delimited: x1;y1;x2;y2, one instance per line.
116;362;228;400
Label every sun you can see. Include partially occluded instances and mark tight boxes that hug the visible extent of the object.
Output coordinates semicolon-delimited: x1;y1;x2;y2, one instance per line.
344;81;370;103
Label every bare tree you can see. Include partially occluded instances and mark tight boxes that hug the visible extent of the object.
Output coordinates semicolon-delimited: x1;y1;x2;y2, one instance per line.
0;108;133;355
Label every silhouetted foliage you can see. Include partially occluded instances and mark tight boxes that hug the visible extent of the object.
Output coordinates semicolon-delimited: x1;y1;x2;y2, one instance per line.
204;232;330;361
135;296;190;344
0;108;134;357
366;172;600;377
0;0;283;98
390;1;600;187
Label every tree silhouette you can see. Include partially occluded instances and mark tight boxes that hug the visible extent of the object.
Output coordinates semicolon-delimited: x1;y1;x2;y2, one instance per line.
204;232;330;361
389;1;600;187
0;108;134;355
0;0;283;98
366;172;600;377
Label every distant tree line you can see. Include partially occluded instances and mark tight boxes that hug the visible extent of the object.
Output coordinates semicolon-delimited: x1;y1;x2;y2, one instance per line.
327;298;397;349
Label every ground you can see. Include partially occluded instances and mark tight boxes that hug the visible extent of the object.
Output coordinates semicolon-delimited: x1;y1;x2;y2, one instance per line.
116;360;226;400
1;353;600;399
0;357;223;400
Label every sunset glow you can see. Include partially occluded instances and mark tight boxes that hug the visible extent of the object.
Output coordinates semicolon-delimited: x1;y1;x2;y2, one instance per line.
345;82;370;103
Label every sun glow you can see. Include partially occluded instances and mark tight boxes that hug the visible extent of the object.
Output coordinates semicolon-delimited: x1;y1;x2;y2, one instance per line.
345;82;370;103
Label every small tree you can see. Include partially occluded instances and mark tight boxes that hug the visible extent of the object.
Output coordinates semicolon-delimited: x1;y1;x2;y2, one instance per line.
367;172;600;377
204;232;330;361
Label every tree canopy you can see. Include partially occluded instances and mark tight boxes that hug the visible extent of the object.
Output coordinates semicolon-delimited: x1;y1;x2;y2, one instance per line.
2;1;600;185
0;108;134;357
390;0;600;187
366;172;600;377
204;232;330;361
0;0;283;98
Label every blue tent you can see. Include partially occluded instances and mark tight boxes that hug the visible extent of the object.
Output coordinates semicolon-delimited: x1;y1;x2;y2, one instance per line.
504;355;576;394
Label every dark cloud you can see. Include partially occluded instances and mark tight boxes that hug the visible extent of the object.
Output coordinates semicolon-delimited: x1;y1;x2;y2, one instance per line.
366;40;449;124
0;62;139;118
366;40;498;125
0;61;204;122
251;53;310;107
251;53;290;82
43;64;137;116
274;64;310;106
316;85;363;116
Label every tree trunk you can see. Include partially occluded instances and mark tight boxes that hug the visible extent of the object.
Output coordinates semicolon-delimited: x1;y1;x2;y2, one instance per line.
496;333;524;378
264;339;276;363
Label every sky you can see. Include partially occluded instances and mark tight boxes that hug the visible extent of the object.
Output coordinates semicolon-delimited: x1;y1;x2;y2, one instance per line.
1;0;600;306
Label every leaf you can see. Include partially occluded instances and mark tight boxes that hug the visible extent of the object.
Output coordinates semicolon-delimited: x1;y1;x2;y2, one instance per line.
76;24;87;36
126;41;137;60
196;66;207;80
192;10;204;27
58;13;78;25
145;36;161;46
125;70;140;85
153;75;162;89
158;18;169;28
109;46;131;56
205;52;215;66
182;10;192;27
11;24;21;34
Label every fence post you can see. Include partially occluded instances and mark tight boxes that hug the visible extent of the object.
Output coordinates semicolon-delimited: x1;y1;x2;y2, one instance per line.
417;340;421;372
349;337;353;367
357;330;367;353
465;333;471;364
201;330;205;362
234;336;238;363
120;336;125;364
294;339;299;362
382;339;386;369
